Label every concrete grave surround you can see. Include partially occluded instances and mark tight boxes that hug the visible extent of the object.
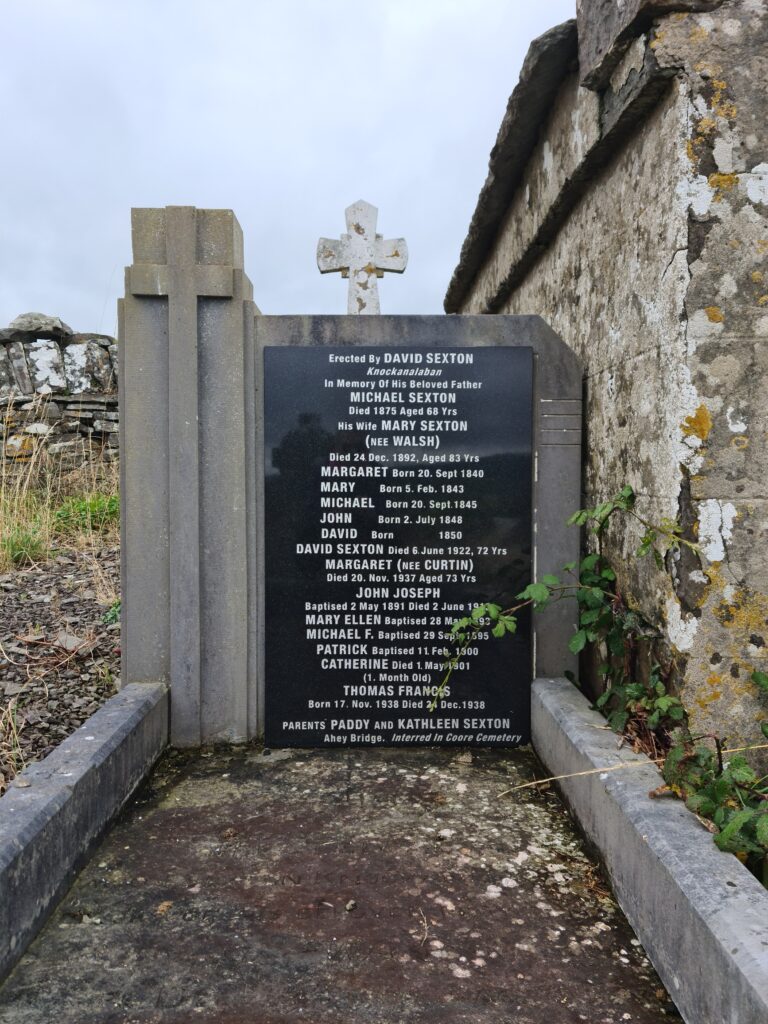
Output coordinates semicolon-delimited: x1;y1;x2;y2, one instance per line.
0;682;167;982
120;208;581;745
532;678;768;1024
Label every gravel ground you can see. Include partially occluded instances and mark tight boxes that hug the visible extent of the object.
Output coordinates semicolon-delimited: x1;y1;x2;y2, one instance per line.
0;545;120;794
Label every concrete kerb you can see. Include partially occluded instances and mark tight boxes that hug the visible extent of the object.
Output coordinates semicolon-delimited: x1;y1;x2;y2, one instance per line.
532;677;768;1024
0;681;168;982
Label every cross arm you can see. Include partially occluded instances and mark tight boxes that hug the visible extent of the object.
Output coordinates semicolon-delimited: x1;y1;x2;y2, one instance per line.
128;264;235;297
316;238;349;275
373;237;408;275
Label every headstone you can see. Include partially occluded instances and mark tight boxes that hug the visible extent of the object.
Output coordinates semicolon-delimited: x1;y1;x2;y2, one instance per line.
255;315;582;749
120;207;581;748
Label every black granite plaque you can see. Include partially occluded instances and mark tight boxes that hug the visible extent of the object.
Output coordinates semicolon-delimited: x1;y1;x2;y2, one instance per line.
264;345;533;747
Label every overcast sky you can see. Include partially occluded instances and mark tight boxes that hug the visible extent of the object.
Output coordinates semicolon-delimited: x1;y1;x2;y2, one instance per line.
1;1;574;334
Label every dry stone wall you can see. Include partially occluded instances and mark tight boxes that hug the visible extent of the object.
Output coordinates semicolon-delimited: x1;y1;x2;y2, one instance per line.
0;313;118;469
447;0;768;751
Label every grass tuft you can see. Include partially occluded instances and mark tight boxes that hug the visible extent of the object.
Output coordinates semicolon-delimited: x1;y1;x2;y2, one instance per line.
1;392;120;573
54;494;120;534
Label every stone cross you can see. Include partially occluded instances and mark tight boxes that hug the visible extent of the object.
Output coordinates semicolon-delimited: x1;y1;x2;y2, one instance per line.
316;200;408;314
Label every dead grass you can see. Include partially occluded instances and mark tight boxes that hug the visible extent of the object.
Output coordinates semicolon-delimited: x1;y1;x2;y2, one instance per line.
1;393;120;574
1;395;122;778
0;698;27;791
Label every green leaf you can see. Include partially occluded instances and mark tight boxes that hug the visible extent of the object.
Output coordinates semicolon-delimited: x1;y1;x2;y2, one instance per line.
500;615;517;635
471;605;486;622
755;813;768;850
492;622;506;639
686;793;716;816
714;808;756;852
569;630;588;654
541;574;560;587
608;711;629;733
600;568;616;581
579;609;601;626
726;758;756;786
580;554;600;572
517;582;551;604
761;722;768;741
751;670;768;693
486;603;501;621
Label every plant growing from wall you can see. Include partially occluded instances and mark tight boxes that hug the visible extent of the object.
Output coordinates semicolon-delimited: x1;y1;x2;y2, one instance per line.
438;486;768;884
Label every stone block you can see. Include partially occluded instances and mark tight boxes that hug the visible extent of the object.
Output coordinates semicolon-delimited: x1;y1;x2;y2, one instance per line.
62;340;115;393
92;419;119;433
24;339;67;393
7;341;32;394
576;0;724;89
0;346;15;398
4;434;35;459
6;312;73;339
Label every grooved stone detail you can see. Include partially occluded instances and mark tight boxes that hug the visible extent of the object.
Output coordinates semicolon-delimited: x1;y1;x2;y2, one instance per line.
120;207;257;746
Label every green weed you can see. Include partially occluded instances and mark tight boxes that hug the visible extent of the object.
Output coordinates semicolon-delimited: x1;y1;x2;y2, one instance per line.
53;493;119;534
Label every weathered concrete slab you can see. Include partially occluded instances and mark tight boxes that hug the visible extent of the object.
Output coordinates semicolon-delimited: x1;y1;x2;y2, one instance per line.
532;677;768;1024
0;745;677;1023
576;0;724;89
0;682;168;982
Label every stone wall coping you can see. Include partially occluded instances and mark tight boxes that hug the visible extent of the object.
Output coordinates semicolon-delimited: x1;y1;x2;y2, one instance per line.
0;682;168;982
532;677;768;1024
576;0;724;89
444;20;679;315
444;21;576;314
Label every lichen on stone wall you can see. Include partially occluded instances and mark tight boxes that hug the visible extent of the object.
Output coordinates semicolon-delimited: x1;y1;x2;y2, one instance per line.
455;0;768;753
1;316;119;472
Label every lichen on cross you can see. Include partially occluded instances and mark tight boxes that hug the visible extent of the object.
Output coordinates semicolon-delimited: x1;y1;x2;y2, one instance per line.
316;200;408;314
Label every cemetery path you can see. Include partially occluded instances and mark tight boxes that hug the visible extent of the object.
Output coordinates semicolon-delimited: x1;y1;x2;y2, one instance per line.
0;746;679;1024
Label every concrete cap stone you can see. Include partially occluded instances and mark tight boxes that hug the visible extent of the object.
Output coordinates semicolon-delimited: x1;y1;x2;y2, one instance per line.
131;206;244;269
